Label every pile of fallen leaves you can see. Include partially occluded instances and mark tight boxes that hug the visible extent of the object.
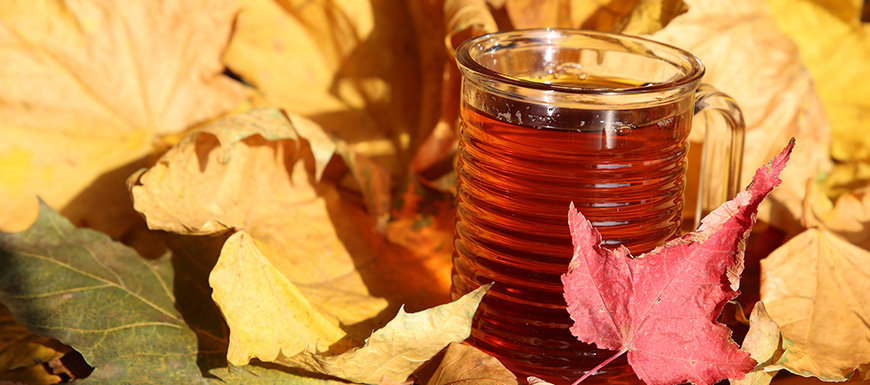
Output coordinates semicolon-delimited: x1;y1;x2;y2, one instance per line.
0;0;868;384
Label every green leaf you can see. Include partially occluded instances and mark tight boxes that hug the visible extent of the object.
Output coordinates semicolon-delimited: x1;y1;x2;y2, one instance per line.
0;202;205;384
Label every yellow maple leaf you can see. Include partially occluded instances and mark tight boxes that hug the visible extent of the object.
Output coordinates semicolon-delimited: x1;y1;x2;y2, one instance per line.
0;0;247;232
761;228;870;381
650;0;833;233
279;284;491;384
223;0;425;169
209;230;352;365
766;0;870;162
129;109;386;324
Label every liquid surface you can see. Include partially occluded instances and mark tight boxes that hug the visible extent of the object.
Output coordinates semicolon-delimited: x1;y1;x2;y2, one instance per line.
451;81;692;384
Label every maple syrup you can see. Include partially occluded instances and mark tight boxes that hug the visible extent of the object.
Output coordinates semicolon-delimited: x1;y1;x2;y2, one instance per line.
450;75;693;384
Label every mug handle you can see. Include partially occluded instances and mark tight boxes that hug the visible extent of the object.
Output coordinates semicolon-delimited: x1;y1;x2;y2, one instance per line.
693;83;746;227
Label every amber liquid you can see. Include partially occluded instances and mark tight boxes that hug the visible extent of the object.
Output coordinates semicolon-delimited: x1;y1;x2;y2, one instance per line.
451;79;692;384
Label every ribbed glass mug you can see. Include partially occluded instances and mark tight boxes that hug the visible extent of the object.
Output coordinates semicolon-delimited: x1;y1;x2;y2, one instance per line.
450;29;744;384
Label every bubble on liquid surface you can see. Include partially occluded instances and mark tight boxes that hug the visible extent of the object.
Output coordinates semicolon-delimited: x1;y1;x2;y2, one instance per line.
537;62;589;83
616;124;633;136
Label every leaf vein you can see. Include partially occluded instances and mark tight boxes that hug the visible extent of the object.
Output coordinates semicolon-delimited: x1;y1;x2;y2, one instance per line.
16;250;182;323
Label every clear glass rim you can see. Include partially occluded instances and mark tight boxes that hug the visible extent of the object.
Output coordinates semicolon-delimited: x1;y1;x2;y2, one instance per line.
454;28;705;96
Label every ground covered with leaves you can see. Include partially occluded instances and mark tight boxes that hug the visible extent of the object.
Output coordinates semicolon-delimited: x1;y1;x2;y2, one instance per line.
0;0;868;385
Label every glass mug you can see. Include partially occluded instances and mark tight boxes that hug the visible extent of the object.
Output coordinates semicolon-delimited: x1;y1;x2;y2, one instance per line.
450;29;744;384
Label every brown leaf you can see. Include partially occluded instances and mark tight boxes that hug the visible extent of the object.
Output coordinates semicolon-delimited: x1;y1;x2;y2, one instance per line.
335;142;393;231
650;0;832;233
420;343;519;385
0;314;65;385
0;0;247;231
411;0;498;191
384;182;455;294
760;229;870;380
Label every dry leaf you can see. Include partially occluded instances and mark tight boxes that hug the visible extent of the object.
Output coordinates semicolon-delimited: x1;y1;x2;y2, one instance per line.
731;302;784;385
503;0;687;34
0;0;247;231
279;284;491;384
444;0;498;49
0;331;66;385
761;229;870;381
805;179;870;250
335;142;393;231
561;137;795;385
650;0;832;233
420;342;519;385
209;230;351;365
384;182;455;294
408;0;498;193
224;0;423;174
815;162;870;200
766;0;870;162
804;163;870;249
130;108;386;326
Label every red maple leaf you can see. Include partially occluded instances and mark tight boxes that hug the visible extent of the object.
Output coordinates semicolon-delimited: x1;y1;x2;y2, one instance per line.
561;139;795;385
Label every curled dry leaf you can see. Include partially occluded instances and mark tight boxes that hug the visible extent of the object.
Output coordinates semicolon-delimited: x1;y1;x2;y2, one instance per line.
410;0;498;192
280;284;491;384
419;342;519;385
130;108;387;327
0;0;247;232
502;0;688;34
224;0;423;174
805;167;870;250
0;330;66;385
766;0;870;162
650;0;832;233
730;302;784;385
760;228;870;381
444;0;498;49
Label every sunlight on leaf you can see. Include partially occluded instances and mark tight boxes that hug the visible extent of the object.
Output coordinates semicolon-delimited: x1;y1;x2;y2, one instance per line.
209;230;352;366
503;0;687;34
650;0;832;233
761;229;870;380
279;284;491;384
130;108;387;327
224;0;423;176
0;0;247;232
766;0;870;162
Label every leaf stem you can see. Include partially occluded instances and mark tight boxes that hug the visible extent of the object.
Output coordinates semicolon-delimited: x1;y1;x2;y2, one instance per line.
571;349;627;385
